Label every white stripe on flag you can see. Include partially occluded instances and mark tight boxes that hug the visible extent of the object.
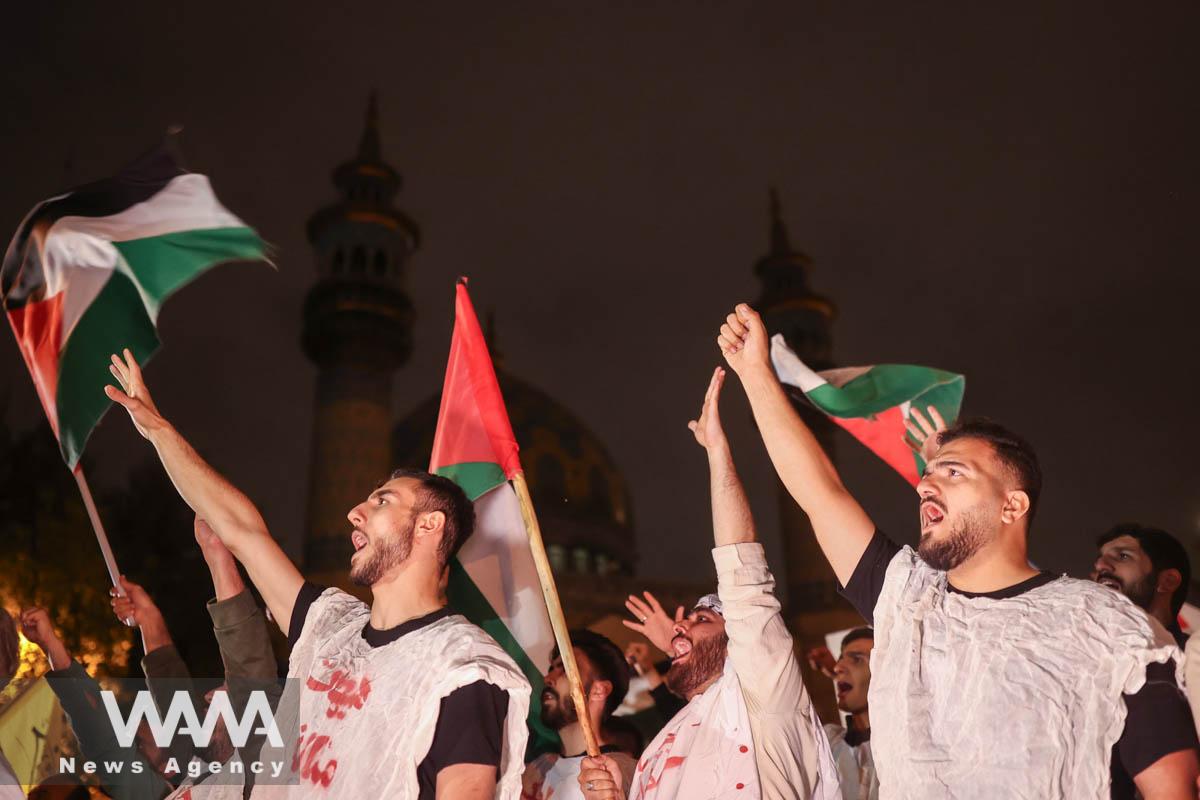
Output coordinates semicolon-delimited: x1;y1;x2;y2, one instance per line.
458;482;555;672
770;333;827;393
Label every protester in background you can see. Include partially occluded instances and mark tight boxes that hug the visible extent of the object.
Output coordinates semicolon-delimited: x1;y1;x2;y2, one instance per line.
1093;524;1191;647
22;606;173;800
0;611;26;800
714;302;1200;798
110;517;281;798
522;630;635;799
579;367;839;800
821;629;877;800
105;349;530;799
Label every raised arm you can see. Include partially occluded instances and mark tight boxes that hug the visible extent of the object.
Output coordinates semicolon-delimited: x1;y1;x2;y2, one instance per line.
105;349;303;633
687;367;754;547
689;368;807;696
716;305;875;585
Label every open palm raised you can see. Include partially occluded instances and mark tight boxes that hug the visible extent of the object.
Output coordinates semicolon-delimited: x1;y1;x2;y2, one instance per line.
104;348;166;439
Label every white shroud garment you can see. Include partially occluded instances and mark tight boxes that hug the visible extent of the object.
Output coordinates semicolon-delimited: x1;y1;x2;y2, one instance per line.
250;588;531;799
870;546;1181;799
630;658;761;800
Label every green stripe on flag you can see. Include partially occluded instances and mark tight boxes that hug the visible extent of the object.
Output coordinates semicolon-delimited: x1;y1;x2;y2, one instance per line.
55;272;159;467
446;559;559;758
808;365;964;418
434;462;508;502
114;227;265;319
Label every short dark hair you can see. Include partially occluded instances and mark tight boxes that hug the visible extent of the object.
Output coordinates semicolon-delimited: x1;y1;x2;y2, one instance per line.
389;469;475;569
840;627;874;652
1097;524;1191;617
938;418;1043;527
551;630;631;721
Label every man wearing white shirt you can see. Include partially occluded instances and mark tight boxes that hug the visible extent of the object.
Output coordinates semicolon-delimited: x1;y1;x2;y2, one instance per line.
578;367;840;800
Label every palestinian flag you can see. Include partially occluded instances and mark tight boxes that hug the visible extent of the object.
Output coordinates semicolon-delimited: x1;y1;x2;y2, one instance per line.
771;333;965;485
2;145;265;467
430;279;557;754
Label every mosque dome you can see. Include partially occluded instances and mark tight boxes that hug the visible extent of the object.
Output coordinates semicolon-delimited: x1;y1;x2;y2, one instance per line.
392;363;636;577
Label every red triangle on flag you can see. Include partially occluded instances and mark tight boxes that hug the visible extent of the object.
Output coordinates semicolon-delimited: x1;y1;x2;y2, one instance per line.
429;279;522;479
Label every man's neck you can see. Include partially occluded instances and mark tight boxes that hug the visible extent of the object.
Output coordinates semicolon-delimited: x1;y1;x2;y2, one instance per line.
1150;601;1177;633
685;673;722;702
559;715;607;757
848;708;870;733
946;531;1039;594
368;561;444;630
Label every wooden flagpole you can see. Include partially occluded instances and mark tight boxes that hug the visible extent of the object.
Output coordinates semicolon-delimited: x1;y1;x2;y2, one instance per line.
72;465;134;625
511;471;601;758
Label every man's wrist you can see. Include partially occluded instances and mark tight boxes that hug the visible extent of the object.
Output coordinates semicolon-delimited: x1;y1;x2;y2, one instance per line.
738;362;778;393
46;641;72;671
140;619;173;652
145;418;179;448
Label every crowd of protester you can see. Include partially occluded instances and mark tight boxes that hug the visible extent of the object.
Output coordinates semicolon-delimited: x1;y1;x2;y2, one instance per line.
0;303;1197;798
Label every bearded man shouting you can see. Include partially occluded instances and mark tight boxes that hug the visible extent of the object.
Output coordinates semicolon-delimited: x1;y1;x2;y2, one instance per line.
106;350;530;799
579;367;840;800
712;303;1199;799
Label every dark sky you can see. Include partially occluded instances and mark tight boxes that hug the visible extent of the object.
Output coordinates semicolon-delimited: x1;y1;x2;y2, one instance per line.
4;2;1199;589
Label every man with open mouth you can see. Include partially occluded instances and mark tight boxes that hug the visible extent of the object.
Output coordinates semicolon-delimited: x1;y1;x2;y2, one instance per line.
522;629;636;799
106;350;531;798
578;367;840;800
713;303;1200;799
1092;523;1191;648
821;628;877;800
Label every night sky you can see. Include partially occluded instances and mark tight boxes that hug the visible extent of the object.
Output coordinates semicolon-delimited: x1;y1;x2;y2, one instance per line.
4;3;1198;592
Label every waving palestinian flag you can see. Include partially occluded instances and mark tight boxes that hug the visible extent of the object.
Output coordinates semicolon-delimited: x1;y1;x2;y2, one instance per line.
2;145;265;467
430;279;558;755
771;334;965;485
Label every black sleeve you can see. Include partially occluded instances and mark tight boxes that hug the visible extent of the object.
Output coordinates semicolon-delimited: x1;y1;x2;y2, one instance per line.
837;530;902;625
287;581;327;650
1114;660;1198;786
417;680;509;794
650;681;687;719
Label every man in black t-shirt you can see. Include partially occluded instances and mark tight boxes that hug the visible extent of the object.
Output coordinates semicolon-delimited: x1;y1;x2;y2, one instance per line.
713;303;1199;798
106;350;529;798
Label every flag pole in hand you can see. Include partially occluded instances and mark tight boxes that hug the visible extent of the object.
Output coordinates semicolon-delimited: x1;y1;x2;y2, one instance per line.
71;465;135;626
512;471;601;757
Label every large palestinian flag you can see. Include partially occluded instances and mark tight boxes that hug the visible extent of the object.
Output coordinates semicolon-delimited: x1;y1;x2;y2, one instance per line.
771;333;965;485
430;279;557;754
1;145;265;467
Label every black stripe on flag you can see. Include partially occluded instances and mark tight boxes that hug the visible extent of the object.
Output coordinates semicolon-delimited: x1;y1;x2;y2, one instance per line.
2;144;186;308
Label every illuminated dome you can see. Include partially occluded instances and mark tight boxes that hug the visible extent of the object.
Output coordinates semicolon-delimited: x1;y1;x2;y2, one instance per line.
393;362;636;576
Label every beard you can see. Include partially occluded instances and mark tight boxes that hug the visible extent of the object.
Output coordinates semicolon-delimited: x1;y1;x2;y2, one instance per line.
1098;570;1156;611
918;507;993;571
665;631;728;698
539;687;581;731
350;518;415;586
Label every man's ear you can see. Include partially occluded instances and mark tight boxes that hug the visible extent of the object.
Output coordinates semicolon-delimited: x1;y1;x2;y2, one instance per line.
590;679;612;706
1157;568;1182;597
415;510;446;541
1000;490;1031;525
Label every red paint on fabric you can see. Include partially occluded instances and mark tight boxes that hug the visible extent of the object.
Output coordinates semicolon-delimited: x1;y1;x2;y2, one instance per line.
292;727;339;788
306;670;372;719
